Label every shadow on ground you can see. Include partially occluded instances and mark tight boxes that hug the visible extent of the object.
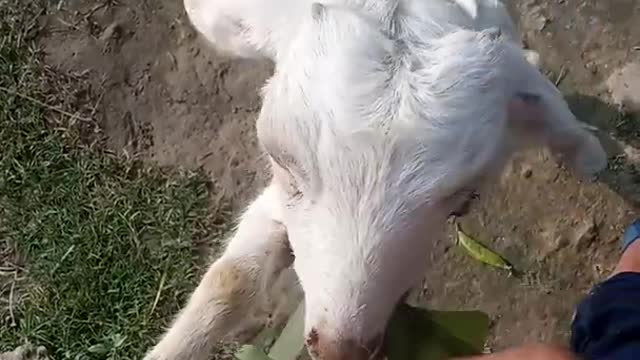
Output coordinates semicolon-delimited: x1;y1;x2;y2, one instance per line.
566;93;640;209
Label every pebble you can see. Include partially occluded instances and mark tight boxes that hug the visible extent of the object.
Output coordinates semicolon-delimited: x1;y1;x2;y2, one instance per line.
607;62;640;112
538;234;570;260
0;345;48;360
585;61;598;75
572;218;598;251
99;21;122;42
536;14;550;31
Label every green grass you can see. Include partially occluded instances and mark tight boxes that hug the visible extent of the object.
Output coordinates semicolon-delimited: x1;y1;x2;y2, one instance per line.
0;1;228;358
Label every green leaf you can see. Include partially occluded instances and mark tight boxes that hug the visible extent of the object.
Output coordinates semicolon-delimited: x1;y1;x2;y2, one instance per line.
251;327;279;351
385;303;490;360
236;302;306;360
455;224;514;272
268;302;306;360
87;343;109;354
236;302;490;360
112;334;127;348
235;345;274;360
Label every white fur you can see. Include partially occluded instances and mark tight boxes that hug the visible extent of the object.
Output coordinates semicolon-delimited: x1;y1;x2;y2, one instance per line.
145;0;607;359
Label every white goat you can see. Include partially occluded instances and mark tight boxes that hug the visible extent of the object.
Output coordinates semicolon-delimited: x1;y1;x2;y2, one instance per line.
144;0;607;359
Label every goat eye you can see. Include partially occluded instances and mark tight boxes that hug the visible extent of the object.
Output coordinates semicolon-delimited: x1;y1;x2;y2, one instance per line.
282;170;302;199
270;155;303;199
288;182;303;200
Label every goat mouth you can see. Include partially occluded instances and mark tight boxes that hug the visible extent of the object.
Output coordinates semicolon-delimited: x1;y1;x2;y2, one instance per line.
449;190;480;218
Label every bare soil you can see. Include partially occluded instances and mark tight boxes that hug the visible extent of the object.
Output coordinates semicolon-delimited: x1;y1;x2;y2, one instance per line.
37;0;640;353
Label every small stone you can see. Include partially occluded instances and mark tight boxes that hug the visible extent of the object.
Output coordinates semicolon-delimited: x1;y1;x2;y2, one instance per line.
607;62;640;112
0;345;49;360
536;17;549;31
521;167;533;179
572;218;598;251
585;61;598;74
35;347;48;359
525;5;550;32
100;21;122;42
538;235;570;260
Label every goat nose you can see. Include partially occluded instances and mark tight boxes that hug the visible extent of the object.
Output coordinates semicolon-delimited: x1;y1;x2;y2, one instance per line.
305;329;384;360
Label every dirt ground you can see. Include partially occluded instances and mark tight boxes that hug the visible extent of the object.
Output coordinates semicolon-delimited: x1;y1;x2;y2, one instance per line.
38;0;640;353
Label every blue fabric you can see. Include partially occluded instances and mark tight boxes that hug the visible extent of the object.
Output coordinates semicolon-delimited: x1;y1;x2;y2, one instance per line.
623;219;640;252
571;272;640;359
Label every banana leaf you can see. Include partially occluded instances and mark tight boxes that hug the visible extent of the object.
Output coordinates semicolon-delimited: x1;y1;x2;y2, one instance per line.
268;302;306;360
235;302;490;360
385;303;490;359
235;345;274;360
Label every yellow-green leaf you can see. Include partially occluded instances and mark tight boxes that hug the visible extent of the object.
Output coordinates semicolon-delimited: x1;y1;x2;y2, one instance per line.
456;223;513;272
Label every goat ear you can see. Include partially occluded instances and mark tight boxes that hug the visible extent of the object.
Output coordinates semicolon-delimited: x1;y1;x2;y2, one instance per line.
454;0;479;19
311;3;326;21
507;91;608;180
184;0;304;61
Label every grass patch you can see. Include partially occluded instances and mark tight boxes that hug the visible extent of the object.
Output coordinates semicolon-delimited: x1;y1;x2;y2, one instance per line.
0;0;229;358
